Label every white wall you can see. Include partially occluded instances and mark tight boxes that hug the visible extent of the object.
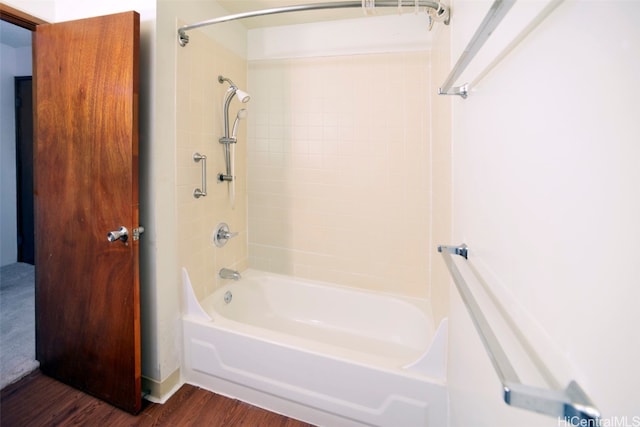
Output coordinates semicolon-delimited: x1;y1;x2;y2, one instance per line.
443;0;640;424
248;12;433;59
0;42;32;266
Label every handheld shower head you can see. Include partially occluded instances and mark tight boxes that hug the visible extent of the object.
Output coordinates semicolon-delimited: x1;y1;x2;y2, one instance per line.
231;109;248;139
236;108;248;120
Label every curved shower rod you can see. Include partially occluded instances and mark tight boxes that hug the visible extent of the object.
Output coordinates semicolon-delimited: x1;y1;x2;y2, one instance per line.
178;0;450;46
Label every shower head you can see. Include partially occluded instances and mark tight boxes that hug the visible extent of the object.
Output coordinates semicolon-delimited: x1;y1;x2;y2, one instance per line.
231;109;248;139
219;75;251;103
236;89;251;103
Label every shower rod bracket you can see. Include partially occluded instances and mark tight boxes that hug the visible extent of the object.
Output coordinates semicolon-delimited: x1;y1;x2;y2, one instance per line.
438;83;469;99
178;30;189;47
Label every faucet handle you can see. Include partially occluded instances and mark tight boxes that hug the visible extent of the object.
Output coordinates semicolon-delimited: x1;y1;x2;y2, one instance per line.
220;230;238;239
213;223;238;247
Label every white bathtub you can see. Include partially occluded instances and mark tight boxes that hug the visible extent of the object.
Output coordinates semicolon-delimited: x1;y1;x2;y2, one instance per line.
181;268;448;427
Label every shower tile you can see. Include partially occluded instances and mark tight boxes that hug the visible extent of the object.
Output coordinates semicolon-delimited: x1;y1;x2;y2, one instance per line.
176;30;249;298
253;124;267;139
247;51;432;299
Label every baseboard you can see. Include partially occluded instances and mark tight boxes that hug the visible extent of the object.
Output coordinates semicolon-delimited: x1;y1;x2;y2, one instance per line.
141;368;182;403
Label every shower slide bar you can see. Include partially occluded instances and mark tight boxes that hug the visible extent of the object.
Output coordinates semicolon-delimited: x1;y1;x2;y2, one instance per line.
438;0;515;98
177;0;450;46
438;244;600;423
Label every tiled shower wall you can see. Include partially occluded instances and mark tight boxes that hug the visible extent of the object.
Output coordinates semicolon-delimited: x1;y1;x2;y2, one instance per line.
176;30;249;301
247;52;433;299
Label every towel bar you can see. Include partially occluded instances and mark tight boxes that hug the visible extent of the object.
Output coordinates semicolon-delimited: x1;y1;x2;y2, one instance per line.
438;0;516;98
438;244;600;422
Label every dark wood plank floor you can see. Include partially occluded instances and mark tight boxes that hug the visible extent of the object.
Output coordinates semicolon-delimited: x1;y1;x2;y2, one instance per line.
0;370;315;426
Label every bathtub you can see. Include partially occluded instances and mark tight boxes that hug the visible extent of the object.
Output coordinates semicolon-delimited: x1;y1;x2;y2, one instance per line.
181;268;448;427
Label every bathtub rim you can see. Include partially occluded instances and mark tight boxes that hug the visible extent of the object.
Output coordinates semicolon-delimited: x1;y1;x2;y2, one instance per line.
231;268;434;315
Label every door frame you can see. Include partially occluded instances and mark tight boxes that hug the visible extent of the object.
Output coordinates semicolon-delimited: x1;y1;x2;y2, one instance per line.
0;3;47;30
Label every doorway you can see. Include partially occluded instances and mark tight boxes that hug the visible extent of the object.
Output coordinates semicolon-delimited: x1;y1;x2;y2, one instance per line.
1;3;42;266
15;76;34;264
0;4;44;389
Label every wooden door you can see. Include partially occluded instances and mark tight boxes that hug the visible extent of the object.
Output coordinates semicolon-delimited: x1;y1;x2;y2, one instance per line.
33;11;141;414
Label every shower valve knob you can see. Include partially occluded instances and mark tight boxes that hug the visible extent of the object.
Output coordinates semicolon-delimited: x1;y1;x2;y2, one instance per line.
213;223;237;247
219;230;238;240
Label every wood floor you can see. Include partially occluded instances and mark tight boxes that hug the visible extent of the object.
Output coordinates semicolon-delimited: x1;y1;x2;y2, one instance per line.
0;370;315;426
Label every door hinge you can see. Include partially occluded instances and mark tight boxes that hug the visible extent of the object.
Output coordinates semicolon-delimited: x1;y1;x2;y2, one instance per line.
133;226;145;241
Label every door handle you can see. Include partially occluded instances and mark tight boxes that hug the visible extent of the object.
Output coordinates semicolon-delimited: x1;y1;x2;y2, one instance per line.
107;226;129;243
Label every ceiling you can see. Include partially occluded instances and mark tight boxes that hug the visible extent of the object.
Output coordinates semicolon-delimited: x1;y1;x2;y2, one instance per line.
0;20;32;48
216;0;404;29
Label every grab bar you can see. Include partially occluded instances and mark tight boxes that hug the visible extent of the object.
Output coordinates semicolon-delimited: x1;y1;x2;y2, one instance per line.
193;152;207;198
438;244;600;422
438;0;516;98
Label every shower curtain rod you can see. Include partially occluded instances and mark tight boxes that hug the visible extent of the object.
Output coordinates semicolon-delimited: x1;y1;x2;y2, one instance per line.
178;0;450;46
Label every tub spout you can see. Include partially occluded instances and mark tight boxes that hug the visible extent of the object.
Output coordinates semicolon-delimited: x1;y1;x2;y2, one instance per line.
219;268;241;281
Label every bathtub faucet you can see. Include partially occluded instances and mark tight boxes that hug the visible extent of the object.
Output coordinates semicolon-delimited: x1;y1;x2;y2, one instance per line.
219;268;241;281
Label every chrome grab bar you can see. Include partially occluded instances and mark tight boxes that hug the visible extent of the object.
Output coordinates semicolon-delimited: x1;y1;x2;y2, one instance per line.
438;244;600;422
193;152;207;198
438;0;516;98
